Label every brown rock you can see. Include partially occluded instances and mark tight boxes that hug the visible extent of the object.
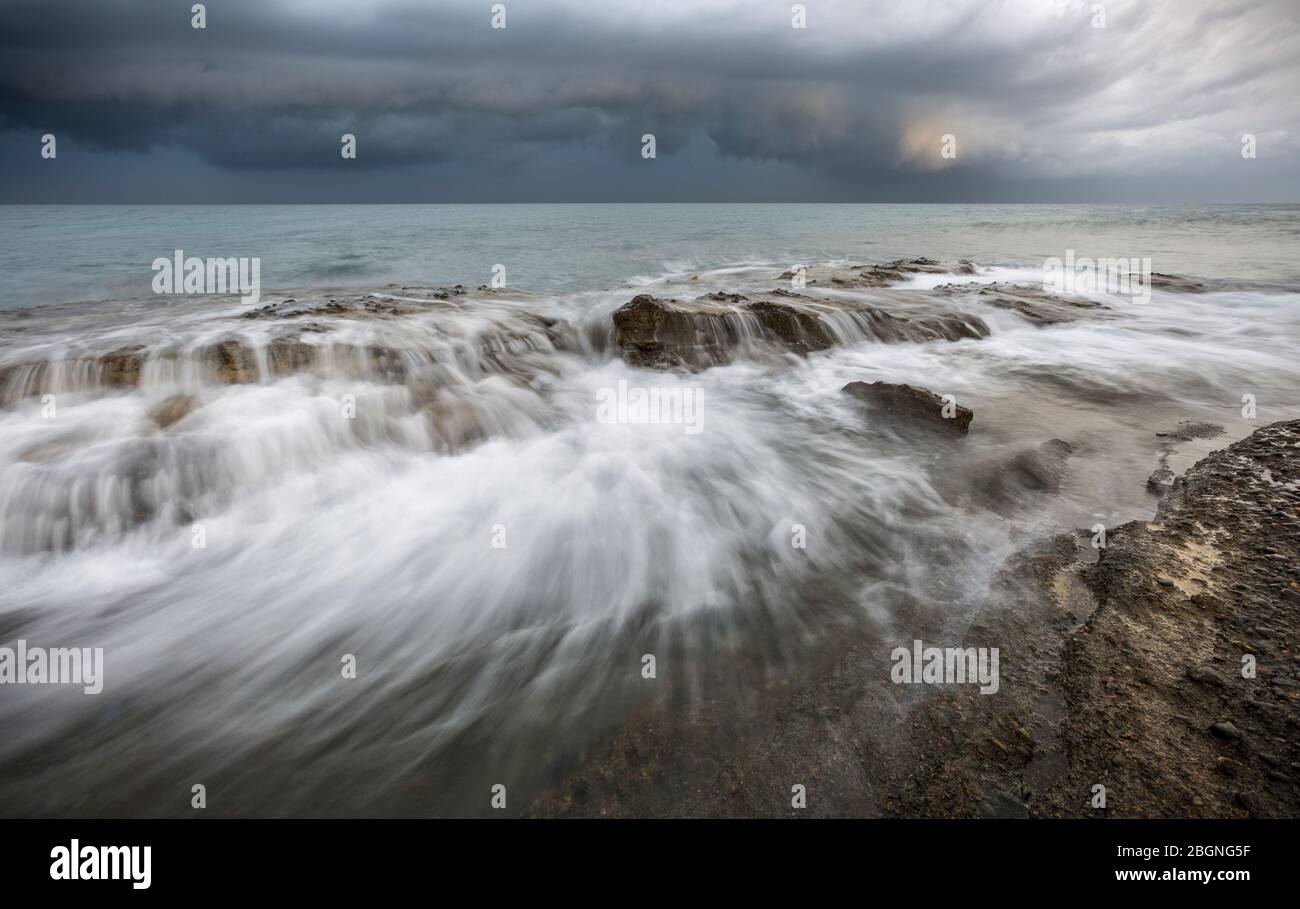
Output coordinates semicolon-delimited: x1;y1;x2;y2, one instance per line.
99;346;146;387
613;292;988;371
1150;273;1209;293
267;336;317;377
1216;757;1243;776
1210;721;1242;740
202;338;257;384
746;300;833;353
611;294;750;370
148;395;197;430
1186;666;1229;687
842;381;973;434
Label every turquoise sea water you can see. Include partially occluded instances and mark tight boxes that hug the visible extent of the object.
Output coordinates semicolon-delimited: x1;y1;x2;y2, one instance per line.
1;203;1298;308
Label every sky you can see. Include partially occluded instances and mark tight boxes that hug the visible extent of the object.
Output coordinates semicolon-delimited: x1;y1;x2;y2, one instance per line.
0;0;1297;202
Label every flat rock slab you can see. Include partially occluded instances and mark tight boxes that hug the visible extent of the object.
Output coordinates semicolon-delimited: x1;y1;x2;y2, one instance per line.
782;258;978;289
937;282;1109;327
613;292;988;370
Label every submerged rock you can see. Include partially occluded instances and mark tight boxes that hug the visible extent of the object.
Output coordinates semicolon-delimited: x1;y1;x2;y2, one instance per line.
797;258;977;288
241;294;431;321
0;283;576;409
1155;421;1224;443
944;283;1108;326
1147;466;1176;495
1146;421;1224;499
841;381;973;434
148;394;198;430
968;439;1074;509
1150;272;1209;293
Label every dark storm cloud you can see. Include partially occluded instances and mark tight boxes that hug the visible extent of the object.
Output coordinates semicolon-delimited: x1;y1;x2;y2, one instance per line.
1;0;1297;201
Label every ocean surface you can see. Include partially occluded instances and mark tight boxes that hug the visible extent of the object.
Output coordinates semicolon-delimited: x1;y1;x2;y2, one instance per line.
0;203;1298;816
2;204;1299;308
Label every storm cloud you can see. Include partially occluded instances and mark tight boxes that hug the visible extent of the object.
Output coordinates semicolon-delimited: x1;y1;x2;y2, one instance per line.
1;0;1297;201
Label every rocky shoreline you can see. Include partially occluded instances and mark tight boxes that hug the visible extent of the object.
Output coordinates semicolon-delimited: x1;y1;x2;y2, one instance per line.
531;420;1300;817
2;261;1294;818
0;259;1096;403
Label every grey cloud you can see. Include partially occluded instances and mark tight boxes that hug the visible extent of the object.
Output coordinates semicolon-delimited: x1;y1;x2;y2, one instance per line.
1;0;1297;201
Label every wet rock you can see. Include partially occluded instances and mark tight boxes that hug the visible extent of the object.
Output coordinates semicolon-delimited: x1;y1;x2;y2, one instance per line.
1010;439;1073;493
424;395;490;454
148;395;198;430
613;293;988;370
17;431;93;463
1150;273;1209;293
99;346;146;387
0;361;48;403
202;338;258;384
1210;721;1242;740
939;283;1108;326
365;345;407;383
612;294;738;370
267;335;317;377
1186;666;1229;687
746;300;835;354
831;258;969;288
1026;422;1297;817
241;293;425;321
1158;421;1225;443
966;439;1075;510
1147;467;1176;496
1216;757;1243;776
534;423;1300;820
902;311;989;342
977;791;1030;819
841;381;973;434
